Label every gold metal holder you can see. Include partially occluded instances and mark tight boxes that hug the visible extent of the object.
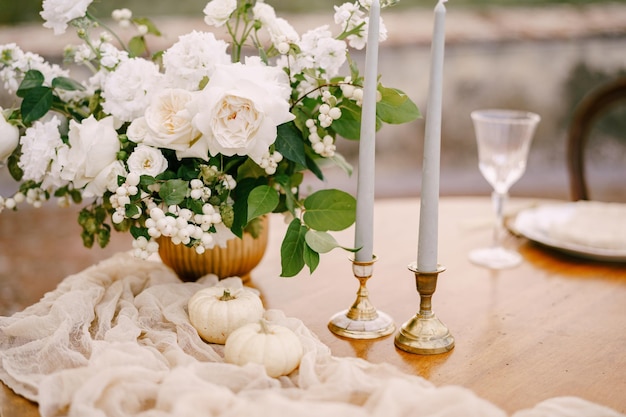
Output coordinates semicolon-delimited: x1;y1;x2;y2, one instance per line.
394;262;455;354
328;256;395;339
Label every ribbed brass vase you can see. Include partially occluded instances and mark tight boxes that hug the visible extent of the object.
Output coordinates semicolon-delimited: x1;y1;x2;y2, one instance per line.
158;217;269;282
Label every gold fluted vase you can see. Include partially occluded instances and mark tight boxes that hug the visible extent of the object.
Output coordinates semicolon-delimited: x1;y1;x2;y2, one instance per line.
158;216;269;282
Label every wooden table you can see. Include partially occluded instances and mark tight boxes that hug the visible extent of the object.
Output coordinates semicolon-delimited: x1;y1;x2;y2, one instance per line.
1;197;625;415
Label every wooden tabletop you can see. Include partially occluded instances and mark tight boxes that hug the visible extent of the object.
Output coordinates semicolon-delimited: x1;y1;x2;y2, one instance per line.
1;197;625;415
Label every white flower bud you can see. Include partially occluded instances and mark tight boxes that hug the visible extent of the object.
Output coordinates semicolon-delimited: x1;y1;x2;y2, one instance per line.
277;42;290;55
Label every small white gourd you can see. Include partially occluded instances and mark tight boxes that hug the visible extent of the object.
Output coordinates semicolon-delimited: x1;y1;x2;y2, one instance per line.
224;319;304;378
188;287;264;344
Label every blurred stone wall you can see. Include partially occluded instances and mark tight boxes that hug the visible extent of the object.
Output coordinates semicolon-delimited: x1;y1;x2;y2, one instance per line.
1;3;625;200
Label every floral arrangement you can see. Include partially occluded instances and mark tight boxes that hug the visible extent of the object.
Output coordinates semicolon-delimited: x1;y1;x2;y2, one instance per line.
0;0;418;277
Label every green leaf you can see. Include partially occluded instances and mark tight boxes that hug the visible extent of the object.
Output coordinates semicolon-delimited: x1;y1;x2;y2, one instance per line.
159;179;188;205
51;76;85;91
331;100;362;140
247;185;279;220
20;86;53;124
237;157;266;179
231;177;266;237
280;219;308;277
377;86;421;124
7;150;23;181
275;122;307;166
303;189;356;231
16;70;44;96
328;153;353;176
128;36;147;57
304;152;324;181
125;204;140;218
305;230;340;254
303;245;320;274
140;175;157;187
131;224;150;241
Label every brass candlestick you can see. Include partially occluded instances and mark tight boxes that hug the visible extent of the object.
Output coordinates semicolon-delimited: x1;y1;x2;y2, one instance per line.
394;262;454;354
328;256;395;339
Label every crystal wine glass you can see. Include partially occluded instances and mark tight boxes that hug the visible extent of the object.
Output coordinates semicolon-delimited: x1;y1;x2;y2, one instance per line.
469;109;540;269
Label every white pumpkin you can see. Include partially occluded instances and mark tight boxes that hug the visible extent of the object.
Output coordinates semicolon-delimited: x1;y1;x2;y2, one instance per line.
224;319;304;378
188;287;264;344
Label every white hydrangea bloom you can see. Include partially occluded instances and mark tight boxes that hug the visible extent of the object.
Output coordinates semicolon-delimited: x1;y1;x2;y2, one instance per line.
334;2;362;27
253;3;299;50
40;0;94;35
334;2;387;50
101;58;163;122
296;26;347;80
163;31;230;91
203;0;237;27
0;44;70;93
18;116;63;182
97;42;129;70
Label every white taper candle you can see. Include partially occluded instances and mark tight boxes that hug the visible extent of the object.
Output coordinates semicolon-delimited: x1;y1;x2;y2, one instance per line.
354;0;381;262
417;0;446;272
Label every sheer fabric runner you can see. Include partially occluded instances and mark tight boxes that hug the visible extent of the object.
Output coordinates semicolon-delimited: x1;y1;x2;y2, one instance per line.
0;253;621;417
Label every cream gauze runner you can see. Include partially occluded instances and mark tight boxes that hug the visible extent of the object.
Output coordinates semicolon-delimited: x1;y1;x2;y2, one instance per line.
0;253;622;417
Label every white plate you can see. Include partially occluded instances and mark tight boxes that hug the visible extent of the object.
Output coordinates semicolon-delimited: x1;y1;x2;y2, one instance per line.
512;203;626;262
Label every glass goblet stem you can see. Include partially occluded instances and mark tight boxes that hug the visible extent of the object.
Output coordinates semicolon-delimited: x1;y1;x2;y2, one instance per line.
491;191;508;248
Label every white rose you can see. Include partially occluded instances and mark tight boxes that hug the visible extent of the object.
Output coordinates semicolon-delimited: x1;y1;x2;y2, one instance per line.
127;145;168;177
83;160;127;198
142;89;206;160
126;117;150;143
60;115;121;190
203;0;237;27
191;63;294;165
0;108;19;163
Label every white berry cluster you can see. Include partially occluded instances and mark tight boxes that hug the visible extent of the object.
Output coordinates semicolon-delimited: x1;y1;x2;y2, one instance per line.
110;172;142;224
0;187;47;213
111;167;234;259
305;90;343;158
111;8;148;35
258;151;283;175
135;203;223;258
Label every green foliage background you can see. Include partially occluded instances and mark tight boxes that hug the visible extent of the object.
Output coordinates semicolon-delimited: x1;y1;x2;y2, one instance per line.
0;0;618;25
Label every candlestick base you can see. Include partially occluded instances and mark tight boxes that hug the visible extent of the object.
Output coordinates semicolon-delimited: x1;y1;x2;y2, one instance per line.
328;256;395;339
394;263;454;355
